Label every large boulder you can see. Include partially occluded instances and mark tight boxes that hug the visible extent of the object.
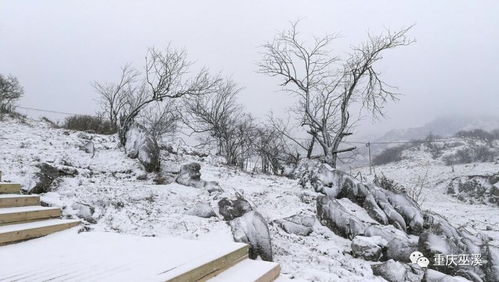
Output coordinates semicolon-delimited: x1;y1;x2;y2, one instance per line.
305;166;423;235
484;243;499;282
229;211;273;261
125;125;160;173
418;211;486;279
351;235;387;261
28;163;78;194
371;260;424;282
218;196;252;221
363;224;417;262
316;196;372;239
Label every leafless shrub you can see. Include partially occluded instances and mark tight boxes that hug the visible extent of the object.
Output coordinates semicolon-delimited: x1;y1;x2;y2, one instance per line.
443;144;496;165
374;173;406;193
408;166;429;206
254;125;293;174
374;170;427;206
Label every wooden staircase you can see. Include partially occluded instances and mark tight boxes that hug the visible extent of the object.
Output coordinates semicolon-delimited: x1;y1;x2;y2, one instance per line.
162;243;281;282
0;172;279;281
0;172;80;245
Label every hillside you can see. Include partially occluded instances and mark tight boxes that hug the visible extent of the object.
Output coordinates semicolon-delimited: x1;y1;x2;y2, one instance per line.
378;115;499;142
1;117;498;281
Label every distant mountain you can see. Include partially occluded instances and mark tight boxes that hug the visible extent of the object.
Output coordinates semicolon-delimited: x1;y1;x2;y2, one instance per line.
378;115;499;141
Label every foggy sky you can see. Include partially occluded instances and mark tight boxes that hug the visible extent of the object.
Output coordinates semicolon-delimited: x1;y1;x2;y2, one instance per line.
1;0;498;137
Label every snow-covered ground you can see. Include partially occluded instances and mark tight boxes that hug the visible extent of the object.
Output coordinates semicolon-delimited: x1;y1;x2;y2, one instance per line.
1;117;498;281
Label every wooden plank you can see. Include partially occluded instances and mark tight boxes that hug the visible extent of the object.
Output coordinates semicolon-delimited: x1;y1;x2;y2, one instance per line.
0;207;61;224
256;264;280;282
0;219;80;245
165;245;250;282
0;183;21;194
208;259;280;282
0;195;40;208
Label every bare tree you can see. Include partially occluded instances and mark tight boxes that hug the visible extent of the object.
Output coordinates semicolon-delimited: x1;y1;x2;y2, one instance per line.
0;74;23;117
141;101;180;142
260;22;414;167
93;65;138;130
94;46;221;146
183;83;262;169
183;79;242;154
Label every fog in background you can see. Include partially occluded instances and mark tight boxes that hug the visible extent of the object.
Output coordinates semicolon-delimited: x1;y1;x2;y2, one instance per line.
1;0;498;139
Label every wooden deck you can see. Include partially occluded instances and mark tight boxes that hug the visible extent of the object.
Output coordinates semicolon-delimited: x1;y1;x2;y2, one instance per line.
0;229;280;282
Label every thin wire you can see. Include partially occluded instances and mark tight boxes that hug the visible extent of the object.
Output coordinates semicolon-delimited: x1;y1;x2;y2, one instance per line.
16;105;93;117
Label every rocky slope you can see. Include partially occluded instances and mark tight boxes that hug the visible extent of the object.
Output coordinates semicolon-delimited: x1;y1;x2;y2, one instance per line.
1;117;498;281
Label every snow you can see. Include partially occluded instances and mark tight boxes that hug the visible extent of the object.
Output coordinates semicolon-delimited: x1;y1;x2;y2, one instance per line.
0;228;248;282
1;116;498;281
0;205;59;214
0;218;80;233
0;194;38;199
208;259;279;282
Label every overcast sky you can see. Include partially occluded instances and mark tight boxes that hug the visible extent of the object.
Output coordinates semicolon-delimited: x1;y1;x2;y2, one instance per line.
1;0;498;137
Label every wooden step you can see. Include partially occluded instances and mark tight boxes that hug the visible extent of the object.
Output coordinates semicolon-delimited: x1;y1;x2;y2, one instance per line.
0;218;80;245
0;183;21;194
162;244;250;281
208;259;280;282
0;206;61;224
0;194;40;208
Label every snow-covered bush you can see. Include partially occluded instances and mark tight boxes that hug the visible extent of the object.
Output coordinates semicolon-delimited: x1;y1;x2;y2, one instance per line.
443;144;497;165
455;128;498;143
373;173;406;194
63;114;116;135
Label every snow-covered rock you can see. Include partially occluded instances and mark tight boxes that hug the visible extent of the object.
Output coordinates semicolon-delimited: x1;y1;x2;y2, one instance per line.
274;214;315;236
303;165;423;235
80;140;95;157
316;196;369;239
484;243;499;282
187;202;216;218
28;163;77;194
351;235;387;261
371;259;424;282
384;235;419;262
176;162;202;187
424;269;472;282
229;211;273;262
125;125;160;172
418;211;486;279
71;202;97;223
218;196;253;221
